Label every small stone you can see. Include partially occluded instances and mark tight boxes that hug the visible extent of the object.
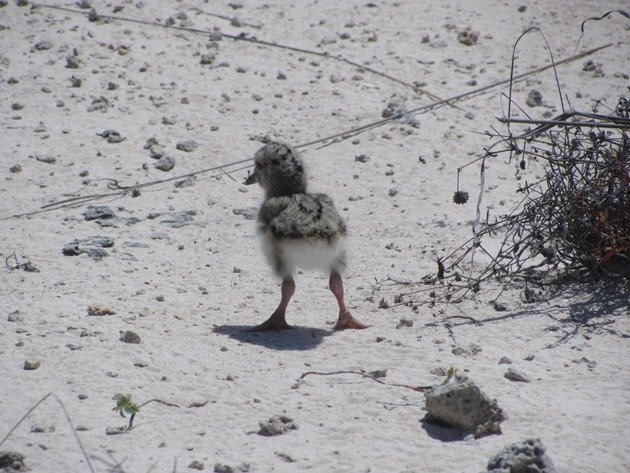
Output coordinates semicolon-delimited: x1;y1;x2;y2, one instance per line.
34;155;56;164
517;5;527;12
396;318;413;329
150;145;165;159
176;140;199;152
368;369;387;378
200;54;215;65
78;394;88;400
189;460;204;470
213;463;233;473
232;207;257;220
83;205;115;221
32;40;53;51
87;97;110;112
160;210;196;228
96;129;126;143
154;156;175;172
388;188;398;197
144;137;159;149
9;164;22;173
430;39;447;49
188;400;208;408
156;295;165;302
498;356;513;365
87;305;117;316
7;310;23;322
24;359;41;370
258;416;298;436
62;236;114;261
526;89;543;107
493;301;507;312
66;55;80;69
11;102;24;110
119;331;141;344
88;8;100;22
277;71;287;80
504;367;531;383
457;29;479;46
105;426;127;435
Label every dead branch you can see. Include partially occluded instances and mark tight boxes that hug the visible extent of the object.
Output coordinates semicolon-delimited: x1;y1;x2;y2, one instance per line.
299;370;432;393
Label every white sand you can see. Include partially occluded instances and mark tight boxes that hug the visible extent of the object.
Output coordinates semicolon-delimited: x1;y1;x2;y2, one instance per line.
1;1;628;471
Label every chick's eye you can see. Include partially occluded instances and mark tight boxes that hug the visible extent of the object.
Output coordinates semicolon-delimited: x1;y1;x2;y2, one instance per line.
255;162;263;170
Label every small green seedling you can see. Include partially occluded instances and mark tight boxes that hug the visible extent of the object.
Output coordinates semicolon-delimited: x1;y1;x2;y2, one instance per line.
112;394;140;430
111;394;179;432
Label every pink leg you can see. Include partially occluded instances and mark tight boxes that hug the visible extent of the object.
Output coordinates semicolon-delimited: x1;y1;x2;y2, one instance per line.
330;270;369;330
246;276;296;331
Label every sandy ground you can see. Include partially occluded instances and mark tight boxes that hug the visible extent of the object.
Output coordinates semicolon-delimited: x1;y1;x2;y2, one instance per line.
1;1;629;472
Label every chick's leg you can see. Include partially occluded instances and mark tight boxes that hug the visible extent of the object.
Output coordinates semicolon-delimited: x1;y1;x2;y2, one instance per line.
329;270;369;330
246;276;295;331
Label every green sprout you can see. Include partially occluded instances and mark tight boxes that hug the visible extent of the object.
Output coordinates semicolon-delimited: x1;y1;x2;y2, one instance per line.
112;394;140;430
111;394;179;432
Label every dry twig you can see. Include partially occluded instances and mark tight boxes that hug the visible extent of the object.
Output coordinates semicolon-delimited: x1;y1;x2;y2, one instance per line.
300;370;432;393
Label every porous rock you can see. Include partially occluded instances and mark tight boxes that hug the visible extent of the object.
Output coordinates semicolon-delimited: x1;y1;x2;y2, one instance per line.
119;331;141;344
486;438;556;472
258;415;297;436
0;451;26;471
62;236;114;260
83;205;115;221
424;375;505;438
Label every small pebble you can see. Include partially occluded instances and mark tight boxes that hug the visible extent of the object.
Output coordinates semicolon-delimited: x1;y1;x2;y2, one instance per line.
154;155;175;171
504;367;531;383
24;359;41;370
176;140;199;152
119;331;141;344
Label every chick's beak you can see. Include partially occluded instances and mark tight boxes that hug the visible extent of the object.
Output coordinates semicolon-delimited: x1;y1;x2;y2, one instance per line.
244;169;258;185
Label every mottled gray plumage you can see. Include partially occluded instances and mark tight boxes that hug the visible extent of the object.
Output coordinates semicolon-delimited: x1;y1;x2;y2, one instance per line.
246;142;348;277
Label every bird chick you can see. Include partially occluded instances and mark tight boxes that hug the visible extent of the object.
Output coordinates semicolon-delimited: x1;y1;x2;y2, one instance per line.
244;142;369;331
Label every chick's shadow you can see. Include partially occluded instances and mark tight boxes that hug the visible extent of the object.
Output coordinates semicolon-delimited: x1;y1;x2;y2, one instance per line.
212;324;332;351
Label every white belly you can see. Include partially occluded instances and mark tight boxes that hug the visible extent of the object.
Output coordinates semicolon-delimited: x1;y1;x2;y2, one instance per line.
261;233;346;275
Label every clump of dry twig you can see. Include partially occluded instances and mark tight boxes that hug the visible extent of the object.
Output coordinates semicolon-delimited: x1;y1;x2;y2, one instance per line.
376;21;629;312
407;98;629;310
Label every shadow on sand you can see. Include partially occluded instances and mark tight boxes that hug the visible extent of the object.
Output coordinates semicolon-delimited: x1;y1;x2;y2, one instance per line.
419;419;468;442
424;276;628;349
212;324;333;351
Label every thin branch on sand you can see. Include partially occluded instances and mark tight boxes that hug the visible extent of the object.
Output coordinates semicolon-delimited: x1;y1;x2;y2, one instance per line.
300;370;432;393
